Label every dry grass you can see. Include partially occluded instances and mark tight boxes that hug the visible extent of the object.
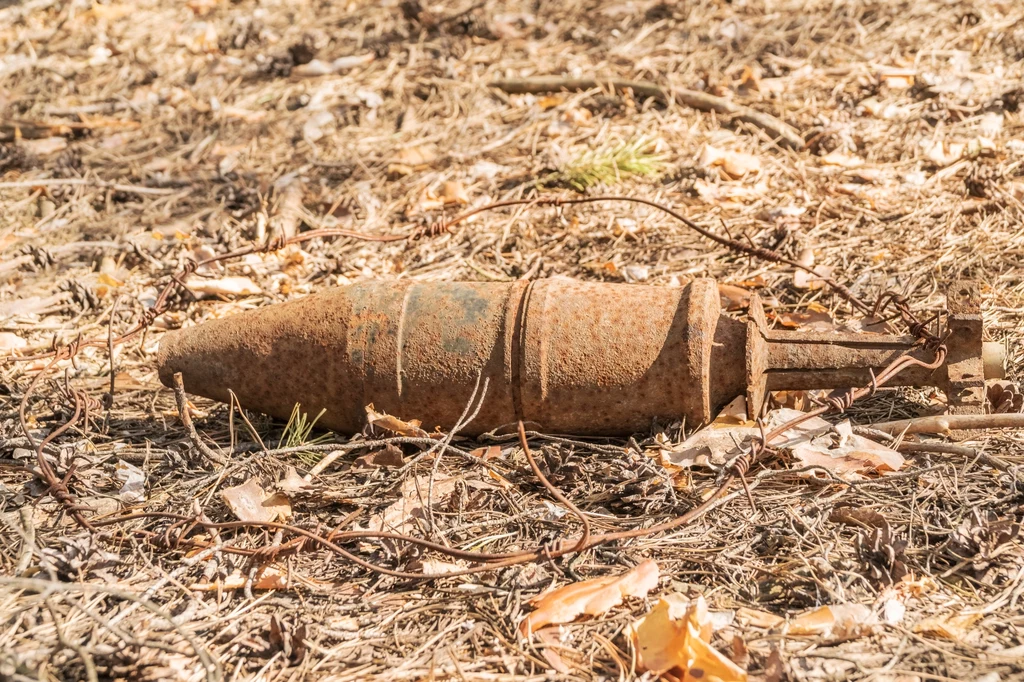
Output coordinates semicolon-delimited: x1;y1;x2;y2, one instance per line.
3;0;1024;680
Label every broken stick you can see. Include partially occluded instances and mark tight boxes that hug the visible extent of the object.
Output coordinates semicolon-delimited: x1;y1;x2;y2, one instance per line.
489;76;805;150
172;372;227;466
872;413;1024;436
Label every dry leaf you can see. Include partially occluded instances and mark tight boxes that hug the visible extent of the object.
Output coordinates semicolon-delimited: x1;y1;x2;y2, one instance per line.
441;180;470;205
663;408;900;477
222;479;292;523
694;178;767;204
537;95;565;110
631;594;747;681
700;145;761;178
291;53;375;78
277;466;312;493
820;151;864;168
791;432;904;478
303;110;335;145
793;266;835;290
354;444;405;469
0;332;27;353
764;647;785;682
185;276;261;297
365;404;429;437
914;611;982;640
367;474;458;534
470;445;503;460
406;558;466;576
735;607;784;629
394;144;436;166
719;283;753;311
622;264;649;283
879;68;915;89
536;629;573;674
921;139;964;167
115;460;146;503
716;396;749;424
518;560;659;636
894;573;938;598
220;105;266;123
659;397;756;469
786;603;876;640
777;304;836;330
848;167;887;184
186;0;220;15
829;506;888;528
84;2;135;22
19;137;68;156
192;564;290;591
793;249;835;290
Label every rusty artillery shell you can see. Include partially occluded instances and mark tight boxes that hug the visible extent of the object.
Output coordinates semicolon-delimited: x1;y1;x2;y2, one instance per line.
159;279;729;435
157;278;1003;436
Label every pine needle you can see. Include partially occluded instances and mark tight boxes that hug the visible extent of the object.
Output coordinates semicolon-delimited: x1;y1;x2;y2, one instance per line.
556;137;666;191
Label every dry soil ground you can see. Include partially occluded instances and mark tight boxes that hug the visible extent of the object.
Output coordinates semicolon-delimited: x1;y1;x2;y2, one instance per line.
3;0;1024;680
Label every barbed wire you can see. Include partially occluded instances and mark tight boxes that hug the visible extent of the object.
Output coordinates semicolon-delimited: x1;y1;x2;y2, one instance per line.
8;194;948;579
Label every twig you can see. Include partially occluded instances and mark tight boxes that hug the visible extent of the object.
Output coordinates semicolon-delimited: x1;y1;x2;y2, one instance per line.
489;77;805;149
871;413;1024;435
171;372;227;466
15;506;36;575
425;373;489;536
0;177;177;195
896;441;1011;471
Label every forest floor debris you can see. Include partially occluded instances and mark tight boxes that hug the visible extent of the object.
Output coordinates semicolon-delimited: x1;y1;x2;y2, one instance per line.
3;0;1024;680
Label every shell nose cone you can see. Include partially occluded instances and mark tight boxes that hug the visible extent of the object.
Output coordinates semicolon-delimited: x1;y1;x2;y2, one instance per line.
156;324;229;395
154;287;363;433
156;315;264;405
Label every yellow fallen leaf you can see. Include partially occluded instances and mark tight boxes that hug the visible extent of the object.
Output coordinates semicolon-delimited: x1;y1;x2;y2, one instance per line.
537;95;565;110
519;560;660;636
97;272;124;288
631;594;747;681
